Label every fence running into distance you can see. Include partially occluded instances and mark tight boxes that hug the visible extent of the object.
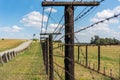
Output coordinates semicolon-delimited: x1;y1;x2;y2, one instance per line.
0;40;32;64
40;0;120;80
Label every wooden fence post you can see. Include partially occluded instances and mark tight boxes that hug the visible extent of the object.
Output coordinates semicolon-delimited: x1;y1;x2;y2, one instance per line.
98;45;100;71
45;38;49;75
78;45;80;62
49;34;54;80
86;45;88;66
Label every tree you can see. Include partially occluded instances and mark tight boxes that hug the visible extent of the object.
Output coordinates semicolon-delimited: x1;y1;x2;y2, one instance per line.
90;37;94;44
33;34;37;41
94;35;100;45
90;35;120;45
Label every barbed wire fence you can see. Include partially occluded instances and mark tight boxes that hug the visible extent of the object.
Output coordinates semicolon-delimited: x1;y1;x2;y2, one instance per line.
40;0;120;80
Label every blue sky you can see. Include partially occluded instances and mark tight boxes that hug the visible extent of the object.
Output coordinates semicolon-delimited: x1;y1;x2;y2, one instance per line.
0;0;120;42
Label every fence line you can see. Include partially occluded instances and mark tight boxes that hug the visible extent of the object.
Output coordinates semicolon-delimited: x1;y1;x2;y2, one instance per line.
0;40;32;64
41;41;120;80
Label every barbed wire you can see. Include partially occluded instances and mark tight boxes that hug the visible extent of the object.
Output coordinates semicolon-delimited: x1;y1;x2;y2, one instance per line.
54;61;77;80
53;47;96;80
40;7;45;34
56;13;120;41
53;0;105;41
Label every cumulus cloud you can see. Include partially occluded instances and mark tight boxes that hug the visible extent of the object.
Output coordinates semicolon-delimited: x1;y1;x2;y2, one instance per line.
44;23;63;33
90;6;120;24
76;6;120;42
0;25;23;32
45;8;57;13
76;23;120;42
20;11;48;28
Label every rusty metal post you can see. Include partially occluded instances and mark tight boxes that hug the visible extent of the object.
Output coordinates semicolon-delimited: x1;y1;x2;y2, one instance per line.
49;34;54;80
45;38;49;75
98;45;100;71
64;5;74;80
86;45;88;66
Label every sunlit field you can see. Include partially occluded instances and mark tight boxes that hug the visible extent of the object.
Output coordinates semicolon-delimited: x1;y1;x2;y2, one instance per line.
53;42;120;80
0;42;47;80
0;39;26;52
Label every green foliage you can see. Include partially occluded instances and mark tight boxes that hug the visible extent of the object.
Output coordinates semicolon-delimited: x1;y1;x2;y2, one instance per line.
90;35;120;45
1;38;4;40
32;39;38;41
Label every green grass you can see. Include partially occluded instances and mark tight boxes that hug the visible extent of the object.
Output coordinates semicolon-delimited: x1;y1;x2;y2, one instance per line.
0;42;47;80
0;39;26;52
53;43;120;80
74;45;120;79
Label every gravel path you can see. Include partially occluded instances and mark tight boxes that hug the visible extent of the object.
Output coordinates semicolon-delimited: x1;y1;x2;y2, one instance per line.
0;40;32;63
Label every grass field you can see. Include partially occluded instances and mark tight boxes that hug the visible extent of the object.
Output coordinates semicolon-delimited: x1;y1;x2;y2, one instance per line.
0;42;47;80
53;43;120;80
0;41;119;80
74;45;120;79
0;39;26;52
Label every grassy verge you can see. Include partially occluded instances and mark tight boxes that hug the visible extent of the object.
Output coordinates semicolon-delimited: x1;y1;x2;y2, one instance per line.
0;39;26;52
0;42;47;80
53;43;112;80
74;45;120;79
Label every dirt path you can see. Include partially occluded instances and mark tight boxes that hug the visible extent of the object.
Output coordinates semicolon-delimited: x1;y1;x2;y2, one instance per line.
0;42;47;80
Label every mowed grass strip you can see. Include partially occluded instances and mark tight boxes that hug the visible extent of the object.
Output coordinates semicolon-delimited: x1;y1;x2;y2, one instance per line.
0;39;26;52
0;42;47;80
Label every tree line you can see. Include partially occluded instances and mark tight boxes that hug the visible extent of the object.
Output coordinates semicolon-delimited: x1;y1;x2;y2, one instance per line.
90;35;120;45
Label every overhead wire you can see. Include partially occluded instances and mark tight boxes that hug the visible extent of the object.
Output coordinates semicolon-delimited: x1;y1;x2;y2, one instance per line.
53;0;105;41
56;12;120;41
53;0;78;40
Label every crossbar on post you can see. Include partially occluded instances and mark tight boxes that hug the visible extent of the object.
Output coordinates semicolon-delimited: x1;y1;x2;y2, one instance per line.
42;1;99;6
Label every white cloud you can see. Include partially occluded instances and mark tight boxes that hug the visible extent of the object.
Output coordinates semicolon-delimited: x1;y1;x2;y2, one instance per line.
0;25;23;32
90;6;120;24
118;0;120;2
41;28;46;33
45;7;57;13
118;26;120;29
20;11;48;28
43;23;64;33
76;22;120;43
12;25;23;32
78;6;120;42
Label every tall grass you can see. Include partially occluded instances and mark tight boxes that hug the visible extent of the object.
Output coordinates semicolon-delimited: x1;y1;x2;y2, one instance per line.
0;39;26;52
53;43;117;80
0;42;47;80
